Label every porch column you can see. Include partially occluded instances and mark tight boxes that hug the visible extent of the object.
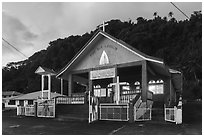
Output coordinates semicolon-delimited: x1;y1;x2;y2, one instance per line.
112;67;117;103
142;60;147;102
68;74;72;96
89;72;93;96
48;75;51;100
60;78;63;95
164;77;171;105
41;75;44;99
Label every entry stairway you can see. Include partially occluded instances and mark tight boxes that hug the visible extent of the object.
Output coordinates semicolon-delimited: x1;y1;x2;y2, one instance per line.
130;91;153;121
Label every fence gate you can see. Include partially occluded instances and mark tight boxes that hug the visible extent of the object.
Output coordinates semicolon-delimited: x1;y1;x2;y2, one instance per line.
164;106;176;123
25;105;35;116
89;90;99;123
99;103;129;121
37;99;55;118
17;106;25;116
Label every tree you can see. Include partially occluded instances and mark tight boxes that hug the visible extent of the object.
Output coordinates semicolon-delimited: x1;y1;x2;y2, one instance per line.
153;12;158;18
168;11;174;18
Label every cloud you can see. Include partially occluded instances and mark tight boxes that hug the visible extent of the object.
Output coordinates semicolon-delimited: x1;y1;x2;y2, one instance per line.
2;11;38;49
2;2;201;67
2;11;39;65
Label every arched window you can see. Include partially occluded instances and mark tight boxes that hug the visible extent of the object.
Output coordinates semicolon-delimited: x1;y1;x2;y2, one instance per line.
122;82;130;90
134;81;141;93
94;85;101;97
148;79;164;94
107;84;112;97
149;80;156;84
94;85;101;88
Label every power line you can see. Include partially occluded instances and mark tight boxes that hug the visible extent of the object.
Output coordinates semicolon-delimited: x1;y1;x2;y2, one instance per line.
2;38;28;58
170;2;190;19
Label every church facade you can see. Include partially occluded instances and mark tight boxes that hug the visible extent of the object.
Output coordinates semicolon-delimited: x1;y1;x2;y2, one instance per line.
55;30;182;123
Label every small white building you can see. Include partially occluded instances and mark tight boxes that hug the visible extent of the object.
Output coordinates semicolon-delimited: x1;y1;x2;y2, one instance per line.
4;91;63;108
2;91;22;98
3;91;23;108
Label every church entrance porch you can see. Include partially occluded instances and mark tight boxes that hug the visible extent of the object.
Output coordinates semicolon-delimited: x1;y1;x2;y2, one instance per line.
87;63;154;123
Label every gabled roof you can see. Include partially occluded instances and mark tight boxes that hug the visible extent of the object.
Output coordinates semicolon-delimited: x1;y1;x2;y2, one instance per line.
35;66;56;75
10;91;64;100
56;30;164;78
2;91;23;96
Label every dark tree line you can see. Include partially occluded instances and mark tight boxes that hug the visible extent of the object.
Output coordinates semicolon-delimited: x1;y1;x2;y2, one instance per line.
2;11;202;100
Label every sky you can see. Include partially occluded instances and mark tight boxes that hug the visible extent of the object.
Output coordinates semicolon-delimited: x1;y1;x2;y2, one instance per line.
2;2;202;67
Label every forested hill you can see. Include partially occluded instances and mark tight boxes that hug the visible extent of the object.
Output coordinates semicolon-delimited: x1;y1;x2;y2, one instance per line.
2;11;202;100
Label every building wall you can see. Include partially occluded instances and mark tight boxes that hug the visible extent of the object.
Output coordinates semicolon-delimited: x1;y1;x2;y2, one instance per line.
72;36;144;71
4;99;35;108
4;100;19;108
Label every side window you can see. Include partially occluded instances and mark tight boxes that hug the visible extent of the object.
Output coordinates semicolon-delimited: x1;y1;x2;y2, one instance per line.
8;100;16;105
28;100;33;105
94;85;101;97
148;80;164;94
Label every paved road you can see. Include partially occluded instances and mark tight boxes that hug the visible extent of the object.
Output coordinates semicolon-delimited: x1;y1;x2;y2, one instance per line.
2;109;202;135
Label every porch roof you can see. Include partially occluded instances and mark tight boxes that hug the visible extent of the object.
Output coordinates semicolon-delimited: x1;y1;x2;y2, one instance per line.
8;91;64;100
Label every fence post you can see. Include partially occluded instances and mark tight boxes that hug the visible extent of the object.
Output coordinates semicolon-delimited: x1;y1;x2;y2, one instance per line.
174;106;176;122
54;98;56;118
128;102;134;123
34;101;38;117
17;106;19;115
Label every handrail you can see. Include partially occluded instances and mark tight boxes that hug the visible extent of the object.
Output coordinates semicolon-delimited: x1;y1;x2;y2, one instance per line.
130;93;141;106
56;95;85;104
147;90;153;100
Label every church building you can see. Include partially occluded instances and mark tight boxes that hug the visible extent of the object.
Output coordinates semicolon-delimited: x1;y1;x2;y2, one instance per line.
55;29;182;123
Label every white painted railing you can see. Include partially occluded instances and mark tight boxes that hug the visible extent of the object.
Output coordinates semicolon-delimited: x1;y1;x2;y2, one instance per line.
134;96;142;108
120;90;140;103
56;96;85;104
120;94;137;103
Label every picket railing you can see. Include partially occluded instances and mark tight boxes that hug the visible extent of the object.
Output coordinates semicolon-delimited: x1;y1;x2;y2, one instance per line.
56;95;85;104
120;94;137;103
120;90;140;103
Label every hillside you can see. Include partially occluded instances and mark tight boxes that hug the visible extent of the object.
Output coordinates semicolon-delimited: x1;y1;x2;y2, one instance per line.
2;11;202;100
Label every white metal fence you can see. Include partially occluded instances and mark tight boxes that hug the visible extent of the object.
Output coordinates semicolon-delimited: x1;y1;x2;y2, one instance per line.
164;107;176;122
25;105;35;116
17;106;25;116
99;104;129;121
37;99;55;118
134;107;152;121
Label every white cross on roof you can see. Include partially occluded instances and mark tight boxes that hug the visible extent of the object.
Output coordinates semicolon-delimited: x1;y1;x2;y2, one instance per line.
98;21;108;32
